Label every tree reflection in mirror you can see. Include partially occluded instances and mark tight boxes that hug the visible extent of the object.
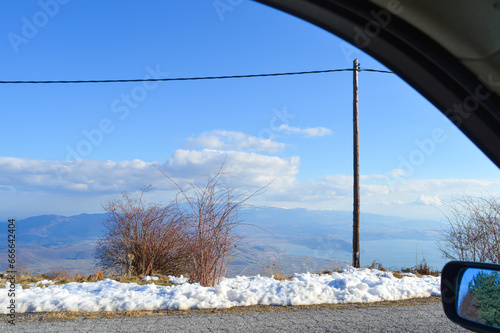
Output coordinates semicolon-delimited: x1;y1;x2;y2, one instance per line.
458;268;500;328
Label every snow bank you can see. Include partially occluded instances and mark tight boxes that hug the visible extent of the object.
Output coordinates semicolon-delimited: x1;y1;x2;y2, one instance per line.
140;276;159;281
27;280;56;287
168;275;189;284
0;268;440;313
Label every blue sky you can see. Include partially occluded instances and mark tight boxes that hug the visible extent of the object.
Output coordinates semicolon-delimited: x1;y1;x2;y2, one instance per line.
1;0;498;220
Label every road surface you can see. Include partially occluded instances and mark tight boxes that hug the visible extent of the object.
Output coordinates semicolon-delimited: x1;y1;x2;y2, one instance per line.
2;303;468;332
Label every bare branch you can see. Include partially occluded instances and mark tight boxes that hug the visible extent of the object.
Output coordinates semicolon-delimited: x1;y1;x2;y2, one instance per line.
155;163;265;286
438;194;500;263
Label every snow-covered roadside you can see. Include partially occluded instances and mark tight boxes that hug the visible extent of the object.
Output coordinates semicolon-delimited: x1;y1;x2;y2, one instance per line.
0;268;440;313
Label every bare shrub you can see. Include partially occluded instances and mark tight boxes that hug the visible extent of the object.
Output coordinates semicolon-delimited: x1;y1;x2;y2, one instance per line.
95;187;191;277
438;194;500;263
16;260;33;279
95;163;264;286
156;164;265;287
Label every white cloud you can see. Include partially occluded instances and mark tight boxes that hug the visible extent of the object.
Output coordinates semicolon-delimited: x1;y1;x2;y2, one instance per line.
257;173;500;218
0;150;300;195
382;200;406;206
1;153;498;220
188;130;285;153
388;169;406;177
0;157;161;193
165;149;300;188
278;124;333;137
416;195;443;206
390;178;500;196
362;184;390;196
258;174;390;209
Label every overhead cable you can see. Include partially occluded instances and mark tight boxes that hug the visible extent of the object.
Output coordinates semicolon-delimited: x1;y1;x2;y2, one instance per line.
0;68;394;85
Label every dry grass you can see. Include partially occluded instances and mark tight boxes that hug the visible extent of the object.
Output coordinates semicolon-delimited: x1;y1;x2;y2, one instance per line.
17;260;34;278
398;258;440;277
332;259;350;273
6;296;441;323
48;269;71;283
72;272;87;283
262;261;291;281
1;256;440;288
362;258;440;278
0;267;178;289
366;259;386;271
258;257;440;282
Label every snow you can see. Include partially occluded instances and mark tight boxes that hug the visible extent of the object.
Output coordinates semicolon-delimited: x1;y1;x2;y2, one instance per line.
140;276;159;281
140;275;188;283
168;275;189;284
27;280;56;288
0;268;441;313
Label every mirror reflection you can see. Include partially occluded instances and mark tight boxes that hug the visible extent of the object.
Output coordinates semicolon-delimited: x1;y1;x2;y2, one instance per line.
458;268;500;328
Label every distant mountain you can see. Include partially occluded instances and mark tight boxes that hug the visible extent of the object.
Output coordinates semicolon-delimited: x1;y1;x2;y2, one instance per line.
15;213;107;245
0;208;444;275
237;207;441;243
0;214;108;274
234;207;444;272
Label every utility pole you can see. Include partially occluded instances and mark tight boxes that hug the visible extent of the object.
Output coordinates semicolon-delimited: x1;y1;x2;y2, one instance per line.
352;59;360;268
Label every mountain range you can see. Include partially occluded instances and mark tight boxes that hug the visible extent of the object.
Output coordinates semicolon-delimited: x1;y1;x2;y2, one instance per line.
0;207;446;276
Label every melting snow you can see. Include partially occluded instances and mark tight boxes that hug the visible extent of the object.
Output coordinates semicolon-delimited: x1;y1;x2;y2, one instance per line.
0;268;440;313
168;275;189;284
27;280;57;288
140;276;159;281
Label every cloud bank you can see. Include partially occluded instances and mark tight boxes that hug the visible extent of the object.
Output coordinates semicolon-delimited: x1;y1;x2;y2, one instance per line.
1;128;497;219
188;130;285;153
278;124;333;137
0;149;300;194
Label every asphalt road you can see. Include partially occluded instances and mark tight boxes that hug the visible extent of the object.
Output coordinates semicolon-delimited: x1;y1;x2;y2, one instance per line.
2;303;469;333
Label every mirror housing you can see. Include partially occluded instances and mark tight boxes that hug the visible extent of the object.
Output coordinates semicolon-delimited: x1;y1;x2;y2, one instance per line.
442;261;500;333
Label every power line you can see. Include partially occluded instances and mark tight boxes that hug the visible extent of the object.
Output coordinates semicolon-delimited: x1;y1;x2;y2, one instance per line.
0;68;393;85
360;68;394;74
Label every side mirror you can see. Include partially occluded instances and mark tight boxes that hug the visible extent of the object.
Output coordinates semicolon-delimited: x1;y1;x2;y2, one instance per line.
441;261;500;332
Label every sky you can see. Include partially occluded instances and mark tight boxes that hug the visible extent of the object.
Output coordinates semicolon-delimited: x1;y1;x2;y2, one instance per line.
0;0;498;220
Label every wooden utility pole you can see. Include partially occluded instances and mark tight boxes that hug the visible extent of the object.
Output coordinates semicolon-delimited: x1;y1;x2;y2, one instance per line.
352;59;360;268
